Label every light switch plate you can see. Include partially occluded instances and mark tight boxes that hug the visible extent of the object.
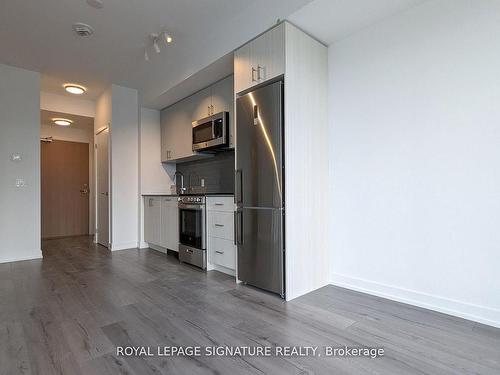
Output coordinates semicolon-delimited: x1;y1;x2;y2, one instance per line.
15;179;27;188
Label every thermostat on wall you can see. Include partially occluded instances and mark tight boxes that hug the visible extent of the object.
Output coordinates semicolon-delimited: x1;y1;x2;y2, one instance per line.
11;153;22;162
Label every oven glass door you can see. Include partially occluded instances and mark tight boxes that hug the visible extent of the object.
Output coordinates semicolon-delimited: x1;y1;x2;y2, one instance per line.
179;207;203;249
193;120;214;144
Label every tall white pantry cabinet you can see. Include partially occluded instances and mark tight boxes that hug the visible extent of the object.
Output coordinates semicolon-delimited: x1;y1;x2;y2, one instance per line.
234;22;330;300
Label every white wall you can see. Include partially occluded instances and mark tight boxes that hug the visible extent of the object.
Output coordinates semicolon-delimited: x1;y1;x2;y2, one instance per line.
328;0;500;327
0;64;41;263
41;91;95;117
138;107;175;248
109;85;139;251
95;87;112;133
94;87;112;246
140;108;175;194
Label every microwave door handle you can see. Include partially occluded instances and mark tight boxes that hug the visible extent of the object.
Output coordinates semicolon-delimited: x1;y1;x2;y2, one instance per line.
212;119;215;139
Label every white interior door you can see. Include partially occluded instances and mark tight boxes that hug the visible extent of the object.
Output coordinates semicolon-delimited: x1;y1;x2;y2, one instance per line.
96;128;109;248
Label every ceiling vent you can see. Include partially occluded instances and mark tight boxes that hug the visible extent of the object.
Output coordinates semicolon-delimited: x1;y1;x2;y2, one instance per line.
72;23;94;37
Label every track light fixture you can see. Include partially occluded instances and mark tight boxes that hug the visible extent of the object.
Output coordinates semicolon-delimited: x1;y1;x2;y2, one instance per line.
144;30;173;62
153;38;161;54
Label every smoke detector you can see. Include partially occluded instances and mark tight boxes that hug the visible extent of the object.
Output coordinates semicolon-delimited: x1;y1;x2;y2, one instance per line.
72;23;94;37
87;0;104;9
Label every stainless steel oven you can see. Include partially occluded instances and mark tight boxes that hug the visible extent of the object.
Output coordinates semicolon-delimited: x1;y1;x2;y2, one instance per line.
192;111;229;152
178;195;206;269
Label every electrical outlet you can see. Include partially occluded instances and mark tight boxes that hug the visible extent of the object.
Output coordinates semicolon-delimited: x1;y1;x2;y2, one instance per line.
15;179;27;188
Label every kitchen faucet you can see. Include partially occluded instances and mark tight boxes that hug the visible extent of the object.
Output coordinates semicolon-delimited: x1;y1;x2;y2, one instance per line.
174;171;187;194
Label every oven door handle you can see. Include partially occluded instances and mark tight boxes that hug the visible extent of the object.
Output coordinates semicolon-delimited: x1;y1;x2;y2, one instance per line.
178;204;204;210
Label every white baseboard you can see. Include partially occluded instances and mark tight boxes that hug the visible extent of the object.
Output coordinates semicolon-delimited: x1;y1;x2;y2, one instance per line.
0;251;43;264
331;273;500;329
209;263;235;277
139;241;149;249
110;242;139;251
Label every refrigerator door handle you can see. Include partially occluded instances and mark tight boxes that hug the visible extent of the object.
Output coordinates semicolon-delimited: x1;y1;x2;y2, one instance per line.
235;169;242;205
234;209;243;245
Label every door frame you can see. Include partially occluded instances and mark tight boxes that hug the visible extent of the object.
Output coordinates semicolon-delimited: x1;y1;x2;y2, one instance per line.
95;126;111;248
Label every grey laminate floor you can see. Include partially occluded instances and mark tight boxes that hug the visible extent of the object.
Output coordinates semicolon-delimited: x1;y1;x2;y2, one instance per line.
1;236;499;375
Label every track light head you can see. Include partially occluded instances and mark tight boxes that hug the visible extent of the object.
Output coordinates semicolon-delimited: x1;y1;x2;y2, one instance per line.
163;32;173;44
153;39;160;53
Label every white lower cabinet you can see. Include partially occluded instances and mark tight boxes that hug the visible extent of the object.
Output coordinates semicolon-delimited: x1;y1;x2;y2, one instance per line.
210;237;236;270
144;196;162;246
206;196;236;275
160;197;179;252
144;196;179;253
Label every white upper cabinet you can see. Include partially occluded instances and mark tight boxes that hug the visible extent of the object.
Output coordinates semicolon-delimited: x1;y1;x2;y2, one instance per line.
211;76;233;115
161;75;235;163
161;95;195;162
191;86;213;121
234;23;285;94
211;76;234;148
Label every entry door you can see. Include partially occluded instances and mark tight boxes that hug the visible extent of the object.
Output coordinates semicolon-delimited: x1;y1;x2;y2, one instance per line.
96;128;109;247
41;140;89;239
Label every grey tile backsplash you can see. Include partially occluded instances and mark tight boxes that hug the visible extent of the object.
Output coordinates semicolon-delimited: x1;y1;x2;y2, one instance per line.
176;151;234;194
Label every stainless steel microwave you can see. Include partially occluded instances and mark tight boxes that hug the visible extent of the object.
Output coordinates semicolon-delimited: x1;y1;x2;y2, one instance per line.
192;111;229;152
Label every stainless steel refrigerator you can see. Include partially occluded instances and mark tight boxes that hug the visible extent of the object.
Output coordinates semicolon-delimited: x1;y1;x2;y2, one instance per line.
235;80;284;298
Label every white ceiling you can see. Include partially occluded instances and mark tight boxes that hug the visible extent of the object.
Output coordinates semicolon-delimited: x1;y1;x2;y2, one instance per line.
41;110;94;131
0;0;313;108
1;0;427;110
288;0;427;45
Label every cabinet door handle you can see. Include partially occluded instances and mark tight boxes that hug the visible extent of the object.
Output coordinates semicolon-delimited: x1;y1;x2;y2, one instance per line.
257;65;263;80
211;105;214;114
251;67;257;82
214;203;224;206
214;224;224;227
215;251;224;254
149;198;153;207
208;106;211;115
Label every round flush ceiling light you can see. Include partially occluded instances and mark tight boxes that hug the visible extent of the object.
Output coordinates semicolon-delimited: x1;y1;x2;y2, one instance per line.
64;84;86;95
52;118;73;126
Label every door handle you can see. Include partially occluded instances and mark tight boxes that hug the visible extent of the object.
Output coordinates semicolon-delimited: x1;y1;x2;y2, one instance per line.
234;209;243;245
251;67;257;82
100;192;108;196
235;169;242;204
257;65;264;80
